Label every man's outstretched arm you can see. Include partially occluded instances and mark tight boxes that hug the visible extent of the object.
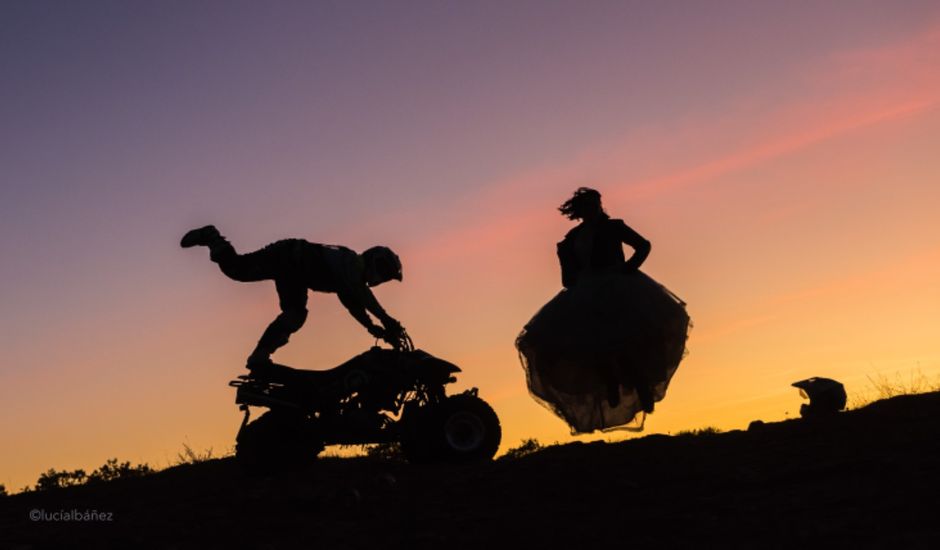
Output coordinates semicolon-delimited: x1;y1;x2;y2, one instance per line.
337;287;405;342
337;289;384;337
331;249;402;339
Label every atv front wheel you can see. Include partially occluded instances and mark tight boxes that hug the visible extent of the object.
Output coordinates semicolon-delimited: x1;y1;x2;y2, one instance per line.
403;394;501;463
235;410;323;472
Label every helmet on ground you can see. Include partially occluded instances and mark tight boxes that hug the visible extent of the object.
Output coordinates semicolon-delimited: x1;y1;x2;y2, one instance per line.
792;377;846;417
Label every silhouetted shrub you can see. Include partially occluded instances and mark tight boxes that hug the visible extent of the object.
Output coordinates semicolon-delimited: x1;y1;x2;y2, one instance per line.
500;438;543;460
675;427;721;437
365;442;404;461
88;458;153;483
35;458;154;491
35;468;88;491
0;484;6;497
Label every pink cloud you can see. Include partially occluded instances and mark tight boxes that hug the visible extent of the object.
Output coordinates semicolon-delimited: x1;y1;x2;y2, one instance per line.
396;21;940;268
608;98;937;204
409;102;938;266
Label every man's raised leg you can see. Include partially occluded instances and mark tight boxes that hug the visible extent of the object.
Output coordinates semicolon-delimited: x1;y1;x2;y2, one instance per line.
181;225;279;282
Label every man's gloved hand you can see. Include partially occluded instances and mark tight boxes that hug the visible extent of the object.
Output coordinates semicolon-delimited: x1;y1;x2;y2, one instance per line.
367;324;386;339
383;317;402;334
382;319;402;340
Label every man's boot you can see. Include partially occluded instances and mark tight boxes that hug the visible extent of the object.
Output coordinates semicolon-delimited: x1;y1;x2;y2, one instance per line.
180;225;222;248
246;349;274;370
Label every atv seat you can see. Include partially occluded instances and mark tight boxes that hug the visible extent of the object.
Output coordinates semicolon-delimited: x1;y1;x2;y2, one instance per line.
247;361;346;386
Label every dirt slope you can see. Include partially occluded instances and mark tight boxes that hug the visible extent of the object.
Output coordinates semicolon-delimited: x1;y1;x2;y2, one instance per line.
3;392;940;549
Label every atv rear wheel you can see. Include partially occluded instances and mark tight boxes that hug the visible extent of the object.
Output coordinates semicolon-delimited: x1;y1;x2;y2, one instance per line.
235;410;323;472
402;394;501;463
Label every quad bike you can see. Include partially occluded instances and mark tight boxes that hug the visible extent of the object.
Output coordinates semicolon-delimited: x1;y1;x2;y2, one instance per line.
228;331;501;470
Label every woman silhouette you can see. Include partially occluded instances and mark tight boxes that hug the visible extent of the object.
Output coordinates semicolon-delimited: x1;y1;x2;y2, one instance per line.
516;188;690;433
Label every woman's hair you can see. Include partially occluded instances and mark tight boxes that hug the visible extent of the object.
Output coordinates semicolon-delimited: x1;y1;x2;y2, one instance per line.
559;187;604;220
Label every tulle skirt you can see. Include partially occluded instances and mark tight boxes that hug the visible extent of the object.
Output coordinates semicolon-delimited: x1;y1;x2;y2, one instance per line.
516;269;691;434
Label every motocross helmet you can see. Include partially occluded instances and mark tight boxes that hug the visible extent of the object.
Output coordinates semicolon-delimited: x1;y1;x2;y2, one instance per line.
362;246;402;286
792;377;846;417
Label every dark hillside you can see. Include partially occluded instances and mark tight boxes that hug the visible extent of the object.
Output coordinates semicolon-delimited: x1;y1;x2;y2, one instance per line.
3;392;940;549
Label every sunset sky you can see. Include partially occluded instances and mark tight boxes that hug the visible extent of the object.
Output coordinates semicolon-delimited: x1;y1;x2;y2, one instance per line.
2;1;939;491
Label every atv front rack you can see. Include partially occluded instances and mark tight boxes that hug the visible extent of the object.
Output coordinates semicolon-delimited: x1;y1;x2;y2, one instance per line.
229;376;302;410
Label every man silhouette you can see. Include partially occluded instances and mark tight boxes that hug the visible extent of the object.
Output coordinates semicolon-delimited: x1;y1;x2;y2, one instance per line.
181;225;405;367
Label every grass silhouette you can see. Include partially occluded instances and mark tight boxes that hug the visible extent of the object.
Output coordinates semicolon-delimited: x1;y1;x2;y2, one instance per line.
174;444;220;466
499;438;544;460
849;368;940;409
674;426;722;437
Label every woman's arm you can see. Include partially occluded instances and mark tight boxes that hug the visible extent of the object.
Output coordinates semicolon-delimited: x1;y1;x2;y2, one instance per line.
557;237;579;288
618;220;651;271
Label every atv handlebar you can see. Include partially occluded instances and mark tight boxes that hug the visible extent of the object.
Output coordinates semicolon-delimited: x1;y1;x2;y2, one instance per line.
379;327;413;352
397;331;414;352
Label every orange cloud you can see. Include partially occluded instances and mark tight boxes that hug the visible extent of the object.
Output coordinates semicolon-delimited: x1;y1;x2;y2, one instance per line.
695;244;940;346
